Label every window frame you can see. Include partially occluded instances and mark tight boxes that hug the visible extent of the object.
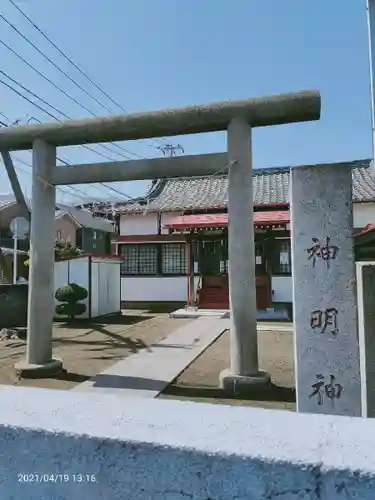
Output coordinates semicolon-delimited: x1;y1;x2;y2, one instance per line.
119;243;159;276
160;242;188;276
119;242;188;277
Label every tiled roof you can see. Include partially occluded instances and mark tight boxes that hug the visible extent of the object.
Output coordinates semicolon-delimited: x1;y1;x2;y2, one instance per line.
116;159;374;213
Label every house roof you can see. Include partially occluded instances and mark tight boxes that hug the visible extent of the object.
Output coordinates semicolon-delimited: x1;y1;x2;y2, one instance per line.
0;200;16;211
114;159;374;213
55;207;115;233
0;194;31;212
0;196;114;232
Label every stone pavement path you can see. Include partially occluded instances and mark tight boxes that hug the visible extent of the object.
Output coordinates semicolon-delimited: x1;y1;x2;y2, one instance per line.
73;317;230;398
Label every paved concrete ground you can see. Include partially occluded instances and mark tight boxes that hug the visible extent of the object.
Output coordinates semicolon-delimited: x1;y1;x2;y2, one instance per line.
160;327;296;411
74;317;230;397
0;312;191;390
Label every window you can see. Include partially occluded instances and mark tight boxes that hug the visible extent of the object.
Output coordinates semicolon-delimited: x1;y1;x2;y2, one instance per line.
161;243;187;275
93;231;97;240
120;244;158;275
56;230;62;240
272;238;292;275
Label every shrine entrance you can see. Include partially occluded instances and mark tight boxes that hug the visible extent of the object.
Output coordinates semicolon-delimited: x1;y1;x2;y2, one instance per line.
193;236;271;310
197;238;229;309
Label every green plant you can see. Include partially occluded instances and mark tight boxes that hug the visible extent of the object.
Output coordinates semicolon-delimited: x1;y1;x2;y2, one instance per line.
55;283;88;320
25;240;83;267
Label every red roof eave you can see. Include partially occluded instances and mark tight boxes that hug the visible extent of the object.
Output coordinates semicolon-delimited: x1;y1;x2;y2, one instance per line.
164;211;290;230
356;223;375;237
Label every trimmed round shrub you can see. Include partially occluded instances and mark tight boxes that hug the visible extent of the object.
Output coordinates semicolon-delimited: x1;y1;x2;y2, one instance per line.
56;302;86;318
55;283;88;303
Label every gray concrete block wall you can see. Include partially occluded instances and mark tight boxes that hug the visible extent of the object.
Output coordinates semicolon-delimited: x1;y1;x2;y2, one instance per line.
1;386;375;499
0;283;28;328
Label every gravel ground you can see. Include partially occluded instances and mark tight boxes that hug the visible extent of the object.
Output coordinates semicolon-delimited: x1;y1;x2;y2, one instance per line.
0;312;191;391
160;327;296;411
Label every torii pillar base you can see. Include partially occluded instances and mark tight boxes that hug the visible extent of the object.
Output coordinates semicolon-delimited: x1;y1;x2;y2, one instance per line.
219;369;271;396
15;358;63;379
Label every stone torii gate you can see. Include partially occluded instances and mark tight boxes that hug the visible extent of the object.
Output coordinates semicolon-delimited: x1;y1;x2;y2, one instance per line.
0;90;321;392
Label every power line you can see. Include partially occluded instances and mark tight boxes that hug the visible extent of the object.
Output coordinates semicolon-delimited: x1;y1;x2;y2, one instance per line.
4;2;172;150
0;11;117;115
5;152;98;202
0;74;137;167
0;32;145;160
0;69;142;162
0;113;140;202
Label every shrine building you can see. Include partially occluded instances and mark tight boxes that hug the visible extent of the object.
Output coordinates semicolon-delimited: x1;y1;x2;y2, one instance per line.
110;159;375;320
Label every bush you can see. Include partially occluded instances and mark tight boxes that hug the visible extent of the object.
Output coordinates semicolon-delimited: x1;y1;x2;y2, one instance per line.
55;283;88;303
55;302;86;317
25;241;83;267
55;282;88;320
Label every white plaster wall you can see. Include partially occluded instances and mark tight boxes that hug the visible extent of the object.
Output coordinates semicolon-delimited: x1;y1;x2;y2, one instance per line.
272;276;293;303
121;276;290;304
354;202;375;229
119;213;157;235
54;258;120;319
121;276;199;302
96;260;121;316
2;386;375;499
69;257;90;318
160;211;181;234
90;261;99;318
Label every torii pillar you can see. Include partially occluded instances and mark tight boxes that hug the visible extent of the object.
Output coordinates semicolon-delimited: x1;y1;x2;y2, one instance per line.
219;119;270;392
0;91;321;380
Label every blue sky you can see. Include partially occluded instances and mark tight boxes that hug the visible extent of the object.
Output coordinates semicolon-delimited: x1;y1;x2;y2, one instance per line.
0;0;372;204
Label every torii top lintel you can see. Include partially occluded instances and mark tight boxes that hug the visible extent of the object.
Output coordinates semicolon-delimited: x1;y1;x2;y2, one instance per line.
0;90;321;151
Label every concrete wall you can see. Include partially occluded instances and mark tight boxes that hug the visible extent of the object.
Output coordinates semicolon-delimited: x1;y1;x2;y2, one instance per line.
0;283;28;328
2;385;375;500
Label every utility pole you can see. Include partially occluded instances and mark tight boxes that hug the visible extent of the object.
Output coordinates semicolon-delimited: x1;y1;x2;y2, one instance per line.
157;143;184;157
367;0;375;176
152;143;185;188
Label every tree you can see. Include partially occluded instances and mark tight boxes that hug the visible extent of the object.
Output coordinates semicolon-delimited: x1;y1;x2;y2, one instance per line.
54;240;83;262
24;240;83;267
55;283;88;320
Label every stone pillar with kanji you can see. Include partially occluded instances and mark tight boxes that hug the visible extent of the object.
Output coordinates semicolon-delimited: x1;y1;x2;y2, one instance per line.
291;163;362;416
